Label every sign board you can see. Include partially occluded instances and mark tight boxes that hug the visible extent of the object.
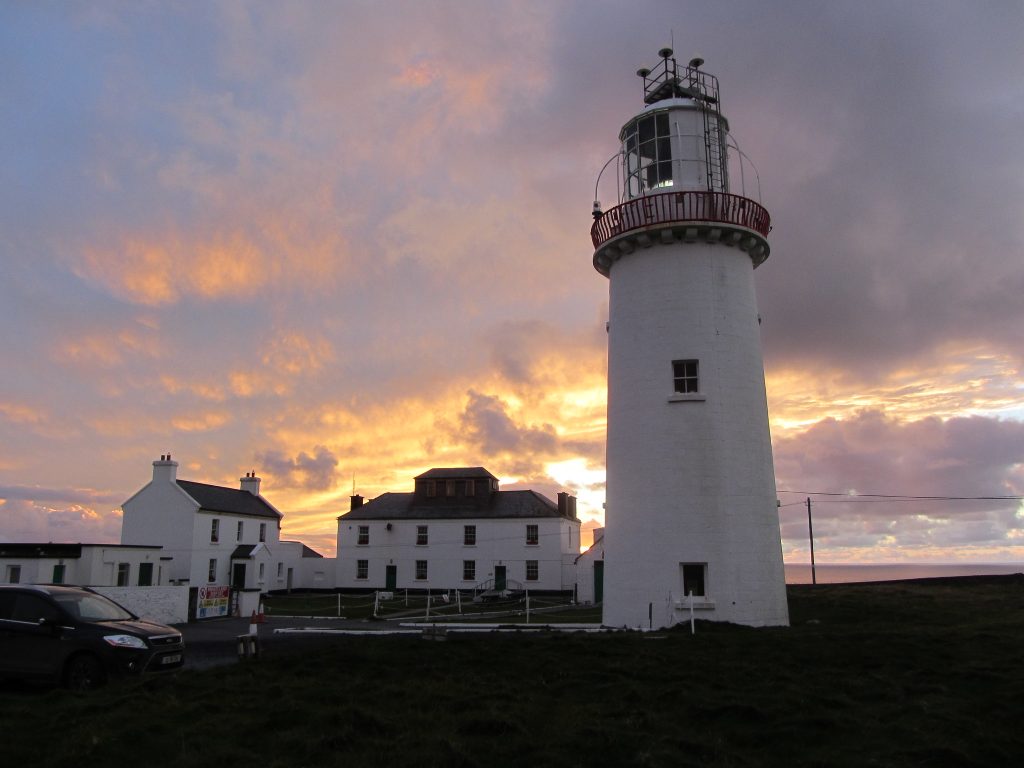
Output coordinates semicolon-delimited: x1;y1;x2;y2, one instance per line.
197;585;230;619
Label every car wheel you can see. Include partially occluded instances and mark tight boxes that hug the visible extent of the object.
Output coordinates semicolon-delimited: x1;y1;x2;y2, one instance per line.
64;654;105;691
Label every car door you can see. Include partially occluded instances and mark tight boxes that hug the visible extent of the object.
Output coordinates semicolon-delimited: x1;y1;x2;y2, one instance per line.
4;592;68;677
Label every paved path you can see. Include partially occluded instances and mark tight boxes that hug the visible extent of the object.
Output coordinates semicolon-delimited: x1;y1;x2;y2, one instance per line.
176;615;382;671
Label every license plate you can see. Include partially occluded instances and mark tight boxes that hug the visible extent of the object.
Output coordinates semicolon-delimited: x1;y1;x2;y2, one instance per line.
161;654;182;665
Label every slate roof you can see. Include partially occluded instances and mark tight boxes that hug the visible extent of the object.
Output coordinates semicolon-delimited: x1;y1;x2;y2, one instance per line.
0;543;163;559
230;544;257;559
177;480;282;520
339;489;569;521
414;467;497;480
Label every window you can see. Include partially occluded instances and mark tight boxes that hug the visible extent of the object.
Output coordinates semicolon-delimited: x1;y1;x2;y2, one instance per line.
277;562;283;578
526;524;539;546
6;565;21;584
237;521;244;541
464;525;476;546
358;525;370;546
356;560;368;580
426;480;437;497
526;560;539;581
681;563;707;597
415;560;428;580
258;563;265;582
417;525;429;546
259;523;267;543
116;563;130;587
463;560;476;581
138;562;153;586
10;594;60;623
208;558;217;583
672;359;699;394
623;111;673;197
52;564;65;584
444;480;456;497
465;479;475;496
210;518;220;543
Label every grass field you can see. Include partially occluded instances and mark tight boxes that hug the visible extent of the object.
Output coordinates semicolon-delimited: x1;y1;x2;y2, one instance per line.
3;575;1023;767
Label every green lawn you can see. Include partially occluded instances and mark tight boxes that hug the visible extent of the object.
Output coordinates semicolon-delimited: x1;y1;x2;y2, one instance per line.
3;576;1023;767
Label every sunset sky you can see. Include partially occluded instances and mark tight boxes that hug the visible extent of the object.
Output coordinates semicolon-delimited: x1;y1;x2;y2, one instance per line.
2;1;1023;563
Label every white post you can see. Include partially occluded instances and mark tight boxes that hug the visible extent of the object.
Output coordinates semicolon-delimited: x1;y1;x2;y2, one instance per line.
526;589;530;624
426;589;430;620
689;590;695;635
457;590;462;614
373;591;379;617
405;588;408;606
337;592;341;617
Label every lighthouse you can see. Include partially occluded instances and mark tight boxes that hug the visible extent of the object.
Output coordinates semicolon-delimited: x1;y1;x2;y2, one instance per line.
593;50;788;629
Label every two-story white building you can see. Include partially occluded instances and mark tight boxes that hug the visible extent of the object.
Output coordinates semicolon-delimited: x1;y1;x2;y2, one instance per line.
121;455;326;595
336;467;580;594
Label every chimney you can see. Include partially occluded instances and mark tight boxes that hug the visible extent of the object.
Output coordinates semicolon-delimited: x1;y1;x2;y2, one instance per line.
240;470;261;496
152;454;178;484
557;491;569;517
569;495;577;519
350;495;364;510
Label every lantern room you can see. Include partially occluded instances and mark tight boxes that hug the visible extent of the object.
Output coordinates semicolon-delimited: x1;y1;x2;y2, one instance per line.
620;48;729;198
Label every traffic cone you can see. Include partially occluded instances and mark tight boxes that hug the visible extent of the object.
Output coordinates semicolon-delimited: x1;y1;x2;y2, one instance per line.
249;610;258;636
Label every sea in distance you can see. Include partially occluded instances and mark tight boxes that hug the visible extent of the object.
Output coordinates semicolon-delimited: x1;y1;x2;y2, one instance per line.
784;562;1024;584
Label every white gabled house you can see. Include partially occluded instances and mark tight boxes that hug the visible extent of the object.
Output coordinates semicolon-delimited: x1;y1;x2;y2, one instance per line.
574;527;605;605
121;455;323;595
336;467;580;594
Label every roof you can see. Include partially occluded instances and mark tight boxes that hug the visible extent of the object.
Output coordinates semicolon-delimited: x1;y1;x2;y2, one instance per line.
414;467;497;480
230;544;257;559
339;489;573;521
177;480;282;520
0;543;164;559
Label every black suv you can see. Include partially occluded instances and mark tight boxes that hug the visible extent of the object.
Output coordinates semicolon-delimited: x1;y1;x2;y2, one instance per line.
0;584;185;689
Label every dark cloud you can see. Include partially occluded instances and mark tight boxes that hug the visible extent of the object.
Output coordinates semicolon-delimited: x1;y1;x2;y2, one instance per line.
775;410;1024;552
0;485;123;505
253;446;340;492
457;390;558;459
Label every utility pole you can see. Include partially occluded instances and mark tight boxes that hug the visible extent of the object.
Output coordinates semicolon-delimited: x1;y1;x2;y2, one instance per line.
806;497;817;585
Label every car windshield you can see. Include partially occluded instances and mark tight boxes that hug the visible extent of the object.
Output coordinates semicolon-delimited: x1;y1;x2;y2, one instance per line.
53;591;135;622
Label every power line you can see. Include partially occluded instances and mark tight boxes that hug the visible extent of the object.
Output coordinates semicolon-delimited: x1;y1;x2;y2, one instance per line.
778;490;1024;501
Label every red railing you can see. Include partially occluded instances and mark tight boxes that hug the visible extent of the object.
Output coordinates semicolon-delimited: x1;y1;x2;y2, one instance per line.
591;191;770;249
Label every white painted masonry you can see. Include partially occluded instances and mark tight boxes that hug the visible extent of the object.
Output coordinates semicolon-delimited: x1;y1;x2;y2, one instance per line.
121;456;323;592
337;468;580;593
595;54;789;628
92;586;189;625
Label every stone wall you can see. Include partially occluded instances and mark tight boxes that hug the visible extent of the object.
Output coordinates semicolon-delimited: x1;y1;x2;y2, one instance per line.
93;586;190;625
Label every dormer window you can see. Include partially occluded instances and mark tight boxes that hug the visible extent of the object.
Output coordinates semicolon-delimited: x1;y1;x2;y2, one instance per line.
426;480;437;497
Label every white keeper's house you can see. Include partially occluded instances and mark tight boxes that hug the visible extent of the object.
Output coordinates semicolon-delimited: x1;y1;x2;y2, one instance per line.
336;467;580;594
121;455;328;593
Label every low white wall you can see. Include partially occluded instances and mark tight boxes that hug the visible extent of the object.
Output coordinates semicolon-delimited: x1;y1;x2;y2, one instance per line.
93;586;190;626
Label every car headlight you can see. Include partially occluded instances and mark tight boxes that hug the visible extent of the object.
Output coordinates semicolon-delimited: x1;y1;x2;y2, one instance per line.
103;634;148;649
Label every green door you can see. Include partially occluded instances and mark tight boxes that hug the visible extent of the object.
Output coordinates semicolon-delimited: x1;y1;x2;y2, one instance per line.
494;565;507;591
594;560;604;604
385;565;397;591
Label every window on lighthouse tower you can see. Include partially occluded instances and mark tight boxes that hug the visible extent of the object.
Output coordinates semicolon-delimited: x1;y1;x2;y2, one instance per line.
672;359;699;393
623;112;673;197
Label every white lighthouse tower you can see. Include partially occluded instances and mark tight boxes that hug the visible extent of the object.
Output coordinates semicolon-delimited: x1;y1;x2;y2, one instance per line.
593;50;788;629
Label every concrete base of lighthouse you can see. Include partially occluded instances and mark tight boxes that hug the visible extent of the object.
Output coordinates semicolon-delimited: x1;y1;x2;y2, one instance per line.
599;236;789;630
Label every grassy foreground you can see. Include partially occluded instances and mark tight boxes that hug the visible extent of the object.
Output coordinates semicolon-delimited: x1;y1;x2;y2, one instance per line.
3;575;1024;767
